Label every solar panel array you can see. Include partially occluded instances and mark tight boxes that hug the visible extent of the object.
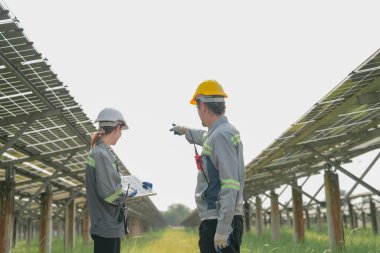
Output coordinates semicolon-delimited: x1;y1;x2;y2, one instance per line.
0;2;164;227
245;49;380;197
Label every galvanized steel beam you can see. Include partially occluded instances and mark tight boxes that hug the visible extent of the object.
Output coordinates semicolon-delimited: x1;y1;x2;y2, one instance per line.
307;145;380;196
0;114;38;156
343;151;380;203
1;146;86;168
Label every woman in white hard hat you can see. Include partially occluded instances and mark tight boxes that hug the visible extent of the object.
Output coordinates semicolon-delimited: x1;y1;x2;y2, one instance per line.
85;107;131;253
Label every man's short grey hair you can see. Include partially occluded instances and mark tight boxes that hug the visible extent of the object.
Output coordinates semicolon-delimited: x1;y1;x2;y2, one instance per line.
197;99;226;115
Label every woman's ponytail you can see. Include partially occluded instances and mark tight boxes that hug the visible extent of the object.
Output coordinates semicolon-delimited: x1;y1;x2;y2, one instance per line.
90;128;105;148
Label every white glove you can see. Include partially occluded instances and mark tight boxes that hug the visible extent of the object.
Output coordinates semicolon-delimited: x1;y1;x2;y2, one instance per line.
170;124;188;136
214;233;229;250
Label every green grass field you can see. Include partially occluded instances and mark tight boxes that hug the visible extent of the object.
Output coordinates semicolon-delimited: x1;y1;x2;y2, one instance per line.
13;227;380;253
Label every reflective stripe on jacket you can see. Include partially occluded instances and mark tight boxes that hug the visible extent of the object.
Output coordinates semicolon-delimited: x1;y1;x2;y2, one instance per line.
85;140;126;238
185;116;245;235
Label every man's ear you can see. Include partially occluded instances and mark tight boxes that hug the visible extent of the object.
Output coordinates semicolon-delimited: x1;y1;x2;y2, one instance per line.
200;102;208;113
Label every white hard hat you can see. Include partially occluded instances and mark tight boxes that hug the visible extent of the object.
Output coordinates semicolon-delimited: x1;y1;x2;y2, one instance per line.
95;108;129;130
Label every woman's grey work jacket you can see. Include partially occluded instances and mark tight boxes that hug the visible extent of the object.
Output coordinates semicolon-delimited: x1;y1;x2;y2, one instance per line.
85;140;126;238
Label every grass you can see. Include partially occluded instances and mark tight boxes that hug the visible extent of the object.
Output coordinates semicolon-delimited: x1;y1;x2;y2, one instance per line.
13;226;380;253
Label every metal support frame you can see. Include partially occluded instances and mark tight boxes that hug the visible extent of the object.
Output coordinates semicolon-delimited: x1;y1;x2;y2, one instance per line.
0;114;38;156
18;150;78;211
17;169;84;187
0;138;85;191
286;127;380;154
342;151;380;204
307;145;380;196
1;146;86;168
55;188;81;217
290;182;322;205
263;192;288;210
306;184;324;207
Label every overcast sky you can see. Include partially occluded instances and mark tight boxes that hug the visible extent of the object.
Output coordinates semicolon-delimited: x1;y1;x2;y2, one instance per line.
5;0;380;211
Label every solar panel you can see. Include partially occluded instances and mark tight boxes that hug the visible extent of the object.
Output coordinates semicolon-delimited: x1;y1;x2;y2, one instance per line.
0;2;164;226
245;48;380;197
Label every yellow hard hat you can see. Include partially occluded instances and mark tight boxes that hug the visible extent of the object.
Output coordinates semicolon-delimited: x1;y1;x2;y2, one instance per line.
190;80;228;105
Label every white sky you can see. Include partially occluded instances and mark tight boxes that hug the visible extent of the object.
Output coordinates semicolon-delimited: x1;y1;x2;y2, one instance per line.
5;0;380;211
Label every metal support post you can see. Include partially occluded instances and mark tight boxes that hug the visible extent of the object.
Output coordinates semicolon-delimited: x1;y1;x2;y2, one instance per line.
243;201;251;232
12;213;18;247
27;218;32;246
255;196;263;237
82;204;90;245
369;198;378;235
362;210;367;229
305;208;311;230
0;164;15;253
64;194;76;251
348;201;355;229
39;183;53;253
270;191;280;241
317;206;322;232
324;170;344;250
292;184;305;243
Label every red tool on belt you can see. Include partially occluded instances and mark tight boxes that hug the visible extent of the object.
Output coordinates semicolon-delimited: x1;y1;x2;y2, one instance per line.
189;131;209;183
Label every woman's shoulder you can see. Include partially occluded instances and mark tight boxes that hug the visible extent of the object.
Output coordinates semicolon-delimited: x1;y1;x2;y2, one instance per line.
89;144;108;158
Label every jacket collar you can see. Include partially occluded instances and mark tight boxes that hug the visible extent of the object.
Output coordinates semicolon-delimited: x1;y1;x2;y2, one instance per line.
208;115;228;135
97;139;109;150
97;140;115;160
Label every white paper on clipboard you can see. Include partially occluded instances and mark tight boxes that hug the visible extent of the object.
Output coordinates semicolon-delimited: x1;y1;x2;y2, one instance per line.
121;175;155;198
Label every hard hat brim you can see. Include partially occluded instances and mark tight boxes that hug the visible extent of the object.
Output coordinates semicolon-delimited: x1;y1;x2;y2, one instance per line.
189;95;197;105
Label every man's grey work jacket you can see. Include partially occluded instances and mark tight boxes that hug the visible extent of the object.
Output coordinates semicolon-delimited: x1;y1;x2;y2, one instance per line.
85;140;126;238
185;116;245;235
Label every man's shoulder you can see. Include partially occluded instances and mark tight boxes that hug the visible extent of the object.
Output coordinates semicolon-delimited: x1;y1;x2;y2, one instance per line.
215;121;239;136
209;122;239;144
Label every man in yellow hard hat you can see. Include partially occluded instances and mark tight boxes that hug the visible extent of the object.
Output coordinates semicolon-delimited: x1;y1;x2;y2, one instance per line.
170;80;245;253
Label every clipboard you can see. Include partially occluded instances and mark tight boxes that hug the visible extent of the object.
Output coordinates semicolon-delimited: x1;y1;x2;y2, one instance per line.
121;175;156;198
